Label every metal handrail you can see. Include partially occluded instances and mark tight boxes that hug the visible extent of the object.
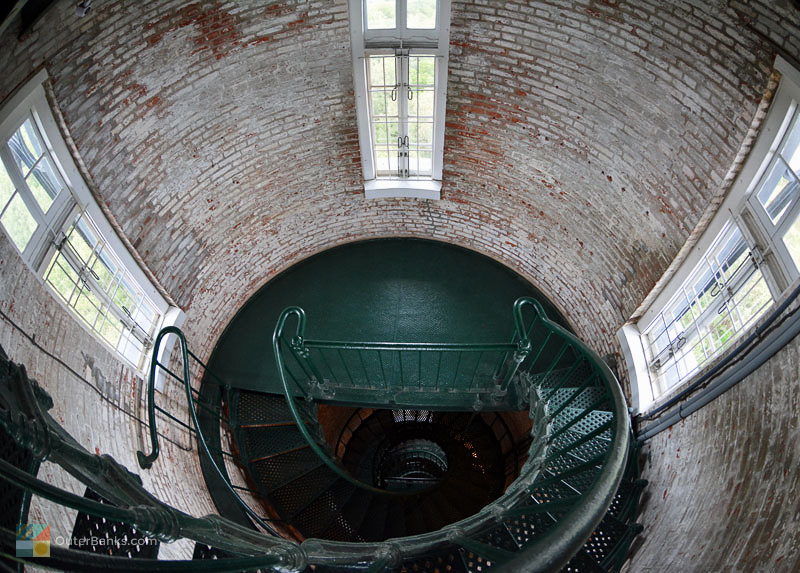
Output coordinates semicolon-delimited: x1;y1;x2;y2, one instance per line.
0;296;630;572
269;297;630;571
136;326;283;535
273;307;397;495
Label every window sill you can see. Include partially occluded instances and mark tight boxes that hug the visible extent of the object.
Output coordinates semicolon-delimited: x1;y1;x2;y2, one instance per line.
364;179;441;200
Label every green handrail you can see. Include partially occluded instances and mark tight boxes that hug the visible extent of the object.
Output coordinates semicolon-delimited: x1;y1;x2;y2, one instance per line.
0;295;631;572
270;297;630;571
273;307;396;495
136;326;283;535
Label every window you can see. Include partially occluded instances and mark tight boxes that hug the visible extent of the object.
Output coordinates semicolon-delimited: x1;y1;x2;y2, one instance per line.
620;57;800;412
0;71;176;371
349;0;451;199
640;222;772;395
746;105;800;275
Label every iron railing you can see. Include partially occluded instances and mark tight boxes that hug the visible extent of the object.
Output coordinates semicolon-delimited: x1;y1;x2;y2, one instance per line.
0;297;630;572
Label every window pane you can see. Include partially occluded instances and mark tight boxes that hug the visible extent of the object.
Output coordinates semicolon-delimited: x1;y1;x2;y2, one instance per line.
45;254;80;303
731;272;772;327
69;216;98;263
74;289;103;329
415;90;435;118
91;248;119;292
1;193;37;251
409;56;435;86
26;155;64;213
369;55;396;87
98;315;123;348
407;0;436;28
0;162;14;209
8;118;44;176
113;278;137;312
755;159;798;225
780;112;800;175
782;210;800;271
121;333;145;366
366;0;395;29
644;222;773;390
134;300;158;339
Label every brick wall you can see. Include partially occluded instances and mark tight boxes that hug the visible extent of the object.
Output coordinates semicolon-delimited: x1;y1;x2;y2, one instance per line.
627;333;800;572
2;0;796;366
0;233;215;559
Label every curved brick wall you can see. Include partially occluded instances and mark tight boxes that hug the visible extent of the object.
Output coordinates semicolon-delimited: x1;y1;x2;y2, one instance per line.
1;0;800;568
1;0;796;362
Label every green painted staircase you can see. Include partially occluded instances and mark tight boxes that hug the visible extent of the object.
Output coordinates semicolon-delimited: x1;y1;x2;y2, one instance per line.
0;296;645;572
213;382;645;572
230;392;508;542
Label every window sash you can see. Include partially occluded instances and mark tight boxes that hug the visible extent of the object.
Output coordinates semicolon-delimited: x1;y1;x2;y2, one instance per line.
0;112;74;267
643;222;773;391
746;102;800;279
363;0;440;46
367;51;436;179
0;80;167;371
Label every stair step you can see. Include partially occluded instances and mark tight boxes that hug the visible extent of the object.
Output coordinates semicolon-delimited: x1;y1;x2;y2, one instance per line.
579;513;632;567
292;479;359;539
249;446;324;492
563;547;605;572
234;391;295;425
241;425;308;460
546;387;606;412
339;488;375;539
316;483;361;542
270;464;340;519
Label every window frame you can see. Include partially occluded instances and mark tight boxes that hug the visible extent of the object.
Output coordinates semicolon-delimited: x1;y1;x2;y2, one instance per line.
621;56;800;413
0;71;181;373
349;0;451;199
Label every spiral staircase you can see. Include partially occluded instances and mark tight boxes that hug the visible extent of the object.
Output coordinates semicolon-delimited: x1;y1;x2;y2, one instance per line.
0;297;646;572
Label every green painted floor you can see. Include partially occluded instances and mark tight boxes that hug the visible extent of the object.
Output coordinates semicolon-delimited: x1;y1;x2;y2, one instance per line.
207;239;569;394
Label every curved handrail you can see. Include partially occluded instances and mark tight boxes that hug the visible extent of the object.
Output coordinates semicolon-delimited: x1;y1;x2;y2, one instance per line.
270;297;631;571
497;309;631;572
136;326;283;535
273;307;400;495
1;295;631;572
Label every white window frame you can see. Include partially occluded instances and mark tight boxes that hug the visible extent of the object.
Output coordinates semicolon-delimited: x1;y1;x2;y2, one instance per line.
621;56;800;413
349;0;451;199
0;70;182;373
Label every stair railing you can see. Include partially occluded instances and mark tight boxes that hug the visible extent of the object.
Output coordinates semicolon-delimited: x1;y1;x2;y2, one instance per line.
0;345;306;571
271;296;630;571
1;295;631;572
136;326;285;535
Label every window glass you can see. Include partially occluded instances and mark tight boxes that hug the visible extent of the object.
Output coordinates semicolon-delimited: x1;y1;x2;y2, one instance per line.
367;53;436;178
755;159;797;224
783;211;800;271
644;223;772;391
0;163;14;208
0;81;170;371
407;0;436;28
781;112;800;174
368;55;401;176
26;155;64;213
407;55;435;177
43;212;160;369
1;193;37;250
8;118;44;176
366;0;396;29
